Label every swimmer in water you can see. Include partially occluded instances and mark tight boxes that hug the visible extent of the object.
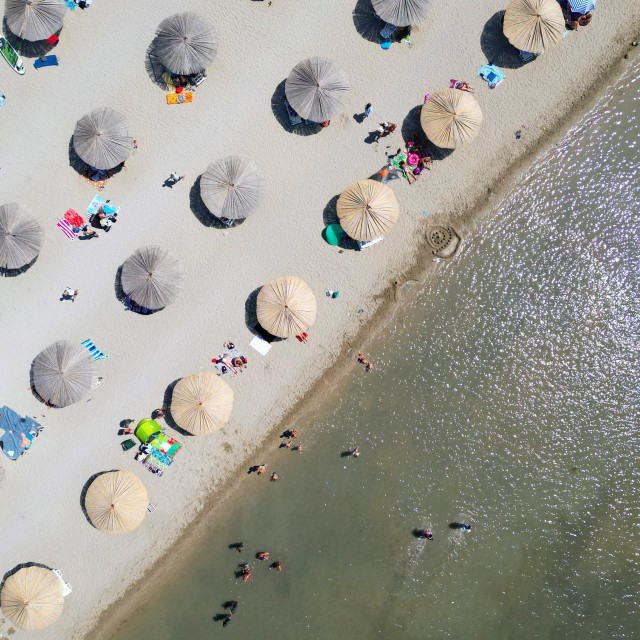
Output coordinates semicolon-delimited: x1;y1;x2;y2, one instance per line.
461;523;471;531
230;600;239;614
423;529;433;540
271;472;278;481
257;551;270;560
223;614;232;627
350;447;360;457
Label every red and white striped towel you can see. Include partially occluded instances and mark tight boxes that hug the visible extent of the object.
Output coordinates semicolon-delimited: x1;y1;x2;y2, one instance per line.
57;218;76;239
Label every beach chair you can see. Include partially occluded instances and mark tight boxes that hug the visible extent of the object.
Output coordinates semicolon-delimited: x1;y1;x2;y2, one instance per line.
356;237;384;250
380;23;395;38
51;569;72;597
121;439;136;451
46;35;59;46
33;55;58;69
519;50;540;62
81;338;110;360
284;100;302;126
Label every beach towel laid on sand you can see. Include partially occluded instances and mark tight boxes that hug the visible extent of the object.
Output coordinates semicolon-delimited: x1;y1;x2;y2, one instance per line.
64;209;85;228
33;55;58;69
477;65;505;89
57;218;76;239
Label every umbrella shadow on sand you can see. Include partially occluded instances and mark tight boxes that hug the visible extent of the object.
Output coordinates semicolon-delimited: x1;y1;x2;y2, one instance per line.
352;0;385;43
244;287;285;343
188;177;245;230
2;18;60;58
0;255;38;278
401;105;455;162
0;562;55;595
162;379;194;438
480;11;530;70
80;470;118;528
144;41;169;90
270;80;323;137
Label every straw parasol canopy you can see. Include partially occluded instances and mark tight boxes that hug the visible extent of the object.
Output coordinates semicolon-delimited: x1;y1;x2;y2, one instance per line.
5;0;66;41
503;0;565;54
285;57;350;122
0;203;44;271
257;276;316;339
171;372;233;435
121;245;184;310
337;180;399;241
371;0;430;27
84;470;148;534
32;340;97;408
0;566;64;631
421;89;483;149
200;156;262;221
153;12;218;75
72;107;133;170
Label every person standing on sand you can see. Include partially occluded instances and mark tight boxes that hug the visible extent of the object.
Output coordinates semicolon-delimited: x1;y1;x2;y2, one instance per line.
364;103;372;118
257;464;267;474
60;288;78;302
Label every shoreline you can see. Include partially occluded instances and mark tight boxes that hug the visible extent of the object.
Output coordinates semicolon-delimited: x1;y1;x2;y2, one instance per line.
86;45;640;640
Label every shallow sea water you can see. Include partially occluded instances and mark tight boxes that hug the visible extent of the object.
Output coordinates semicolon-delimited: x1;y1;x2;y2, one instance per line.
111;60;640;640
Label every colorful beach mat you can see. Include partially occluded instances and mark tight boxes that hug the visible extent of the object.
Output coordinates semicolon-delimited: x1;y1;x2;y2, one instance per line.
166;92;193;105
57;218;76;239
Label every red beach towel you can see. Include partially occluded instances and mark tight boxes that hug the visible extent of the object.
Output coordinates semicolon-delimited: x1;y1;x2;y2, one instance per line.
64;209;85;228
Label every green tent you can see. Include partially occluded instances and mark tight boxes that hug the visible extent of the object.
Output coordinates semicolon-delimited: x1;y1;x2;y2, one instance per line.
135;419;162;444
324;223;344;246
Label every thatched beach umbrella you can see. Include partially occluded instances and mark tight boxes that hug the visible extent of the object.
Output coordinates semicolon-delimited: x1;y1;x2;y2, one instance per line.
0;203;44;271
285;57;349;122
371;0;430;27
32;340;97;408
84;470;148;534
421;89;483;149
121;245;184;310
257;276;316;339
337;180;399;241
503;0;564;54
5;0;66;41
200;156;262;221
171;372;233;435
72;107;132;170
153;12;218;75
0;566;64;631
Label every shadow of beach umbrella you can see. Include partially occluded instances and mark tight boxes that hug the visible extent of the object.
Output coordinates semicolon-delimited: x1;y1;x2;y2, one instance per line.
421;89;483;149
153;12;218;75
0;203;44;271
257;276;316;339
84;470;148;534
503;0;564;54
200;156;262;221
371;0;430;27
171;372;233;435
72;107;132;170
0;566;64;631
285;57;350;122
121;245;184;310
32;340;97;408
337;179;399;241
5;0;66;41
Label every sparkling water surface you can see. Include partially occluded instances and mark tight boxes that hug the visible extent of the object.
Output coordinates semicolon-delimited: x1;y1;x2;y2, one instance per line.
111;62;640;640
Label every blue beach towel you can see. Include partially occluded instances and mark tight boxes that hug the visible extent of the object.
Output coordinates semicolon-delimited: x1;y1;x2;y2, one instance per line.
66;0;76;8
33;55;58;69
477;64;505;89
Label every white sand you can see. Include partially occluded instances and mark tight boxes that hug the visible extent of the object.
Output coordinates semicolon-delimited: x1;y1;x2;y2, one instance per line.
0;0;639;637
